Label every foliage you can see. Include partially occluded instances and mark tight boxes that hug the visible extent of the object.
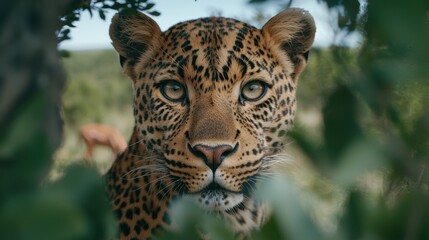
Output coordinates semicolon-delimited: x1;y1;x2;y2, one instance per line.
0;166;116;240
1;0;117;239
58;0;159;43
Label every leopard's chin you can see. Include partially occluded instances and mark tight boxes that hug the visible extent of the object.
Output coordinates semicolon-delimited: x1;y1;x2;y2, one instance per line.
186;183;244;211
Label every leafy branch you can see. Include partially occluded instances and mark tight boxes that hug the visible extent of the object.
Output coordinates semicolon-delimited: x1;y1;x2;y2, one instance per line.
58;0;159;43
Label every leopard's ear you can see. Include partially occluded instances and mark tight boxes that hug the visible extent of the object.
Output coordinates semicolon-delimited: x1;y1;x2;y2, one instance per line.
262;8;316;80
109;11;161;80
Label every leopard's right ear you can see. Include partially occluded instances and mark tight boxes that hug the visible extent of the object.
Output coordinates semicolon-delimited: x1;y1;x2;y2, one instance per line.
109;11;161;80
262;8;316;81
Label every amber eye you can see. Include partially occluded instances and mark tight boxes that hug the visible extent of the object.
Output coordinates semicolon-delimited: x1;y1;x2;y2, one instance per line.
160;80;186;102
241;80;268;102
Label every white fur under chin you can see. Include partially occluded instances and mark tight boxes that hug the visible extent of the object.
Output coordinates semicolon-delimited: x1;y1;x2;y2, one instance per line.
186;191;244;211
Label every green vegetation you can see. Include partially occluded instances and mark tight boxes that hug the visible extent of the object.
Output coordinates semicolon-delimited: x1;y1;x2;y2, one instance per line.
0;1;120;239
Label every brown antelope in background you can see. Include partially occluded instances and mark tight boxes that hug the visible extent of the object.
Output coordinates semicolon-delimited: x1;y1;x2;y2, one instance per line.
79;123;127;161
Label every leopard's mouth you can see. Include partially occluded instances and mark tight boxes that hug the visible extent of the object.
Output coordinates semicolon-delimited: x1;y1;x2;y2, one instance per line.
199;182;238;194
186;182;244;211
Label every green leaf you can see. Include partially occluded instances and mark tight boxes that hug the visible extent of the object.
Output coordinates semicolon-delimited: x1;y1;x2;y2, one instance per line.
142;3;155;10
99;9;106;20
148;10;160;16
323;85;360;161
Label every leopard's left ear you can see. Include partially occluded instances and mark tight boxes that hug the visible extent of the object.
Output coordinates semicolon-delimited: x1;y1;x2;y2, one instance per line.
262;8;316;79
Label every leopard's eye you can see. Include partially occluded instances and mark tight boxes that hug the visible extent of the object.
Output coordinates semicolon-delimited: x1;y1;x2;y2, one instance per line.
241;80;268;102
160;80;186;103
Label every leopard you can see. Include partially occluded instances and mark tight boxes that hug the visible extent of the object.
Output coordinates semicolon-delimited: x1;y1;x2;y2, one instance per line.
106;8;315;239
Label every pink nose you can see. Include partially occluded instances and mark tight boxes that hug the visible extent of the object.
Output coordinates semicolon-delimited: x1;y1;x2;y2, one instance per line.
190;144;236;171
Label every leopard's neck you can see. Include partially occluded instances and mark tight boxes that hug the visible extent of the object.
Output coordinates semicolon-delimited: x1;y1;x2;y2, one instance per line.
106;128;179;239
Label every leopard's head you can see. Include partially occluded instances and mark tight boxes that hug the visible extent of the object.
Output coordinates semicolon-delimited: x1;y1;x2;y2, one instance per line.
110;9;315;211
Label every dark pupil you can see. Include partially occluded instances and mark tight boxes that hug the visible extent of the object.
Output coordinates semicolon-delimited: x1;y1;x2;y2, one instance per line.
247;83;261;94
170;84;181;92
248;84;259;91
165;82;183;100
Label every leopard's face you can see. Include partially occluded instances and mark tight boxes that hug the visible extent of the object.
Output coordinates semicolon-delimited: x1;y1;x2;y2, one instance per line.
110;9;315;211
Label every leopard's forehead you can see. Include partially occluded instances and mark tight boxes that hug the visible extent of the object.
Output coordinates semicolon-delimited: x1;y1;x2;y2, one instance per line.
163;17;258;41
153;17;273;89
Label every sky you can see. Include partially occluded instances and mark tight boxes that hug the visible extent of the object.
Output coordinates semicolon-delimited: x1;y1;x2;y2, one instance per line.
59;0;361;50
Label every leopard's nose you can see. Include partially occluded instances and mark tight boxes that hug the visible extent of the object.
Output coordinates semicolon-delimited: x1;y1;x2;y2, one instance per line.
189;143;238;171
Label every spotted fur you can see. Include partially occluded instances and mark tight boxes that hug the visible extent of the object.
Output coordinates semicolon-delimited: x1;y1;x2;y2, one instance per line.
106;8;315;239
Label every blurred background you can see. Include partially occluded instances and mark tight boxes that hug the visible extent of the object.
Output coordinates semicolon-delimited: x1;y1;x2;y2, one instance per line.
1;0;429;239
